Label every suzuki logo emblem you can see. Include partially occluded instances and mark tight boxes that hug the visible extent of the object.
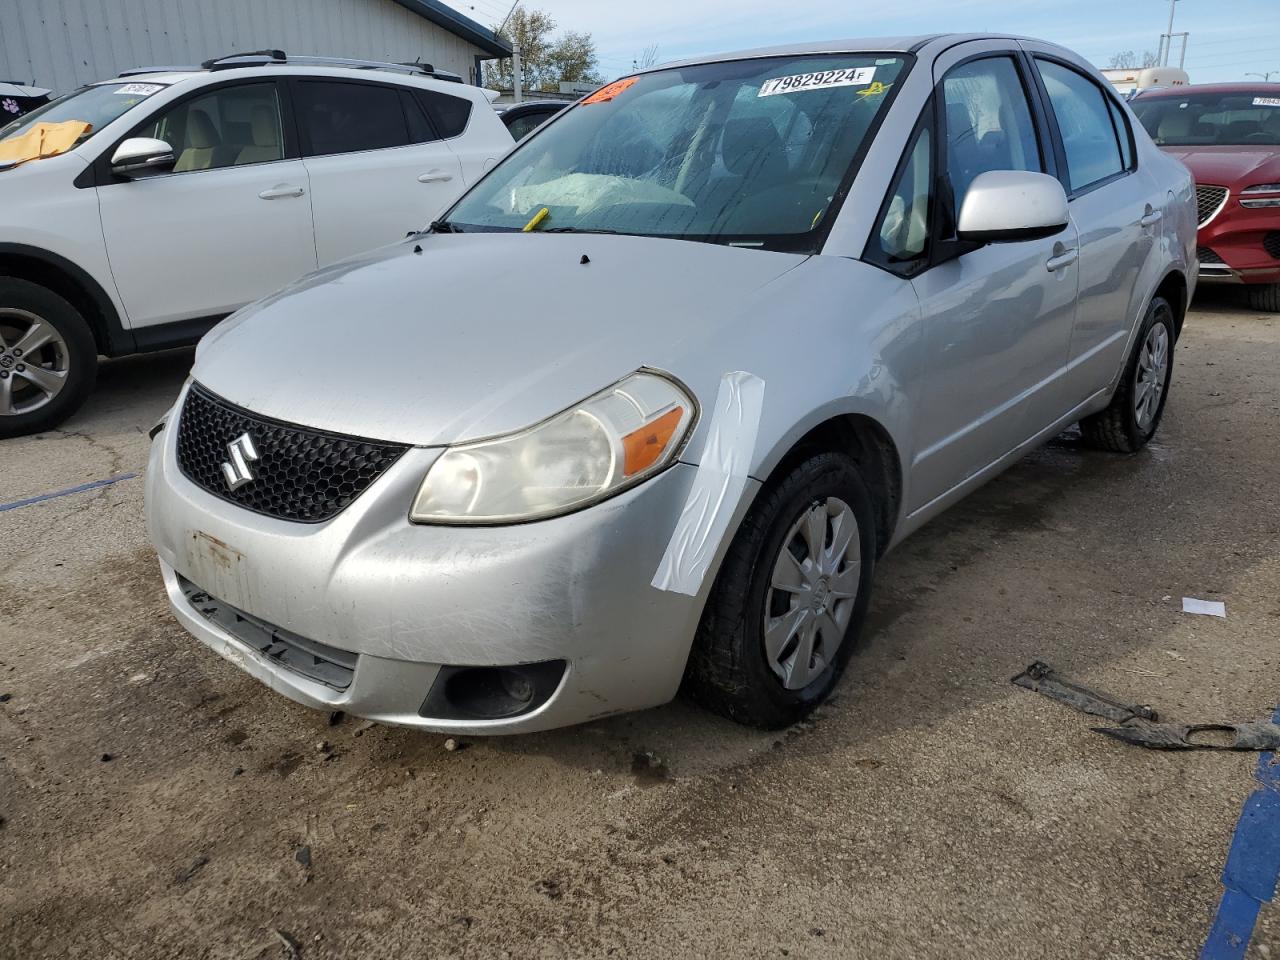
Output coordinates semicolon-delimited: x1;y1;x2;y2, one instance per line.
221;432;260;491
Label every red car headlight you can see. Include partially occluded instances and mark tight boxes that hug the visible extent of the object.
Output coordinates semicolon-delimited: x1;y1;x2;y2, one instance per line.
1240;184;1280;209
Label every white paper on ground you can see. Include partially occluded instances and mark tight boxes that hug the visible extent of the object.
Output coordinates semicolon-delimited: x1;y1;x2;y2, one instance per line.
651;371;765;596
1182;597;1226;618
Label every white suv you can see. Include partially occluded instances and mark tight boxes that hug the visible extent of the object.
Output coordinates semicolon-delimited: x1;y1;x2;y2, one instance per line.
0;52;513;437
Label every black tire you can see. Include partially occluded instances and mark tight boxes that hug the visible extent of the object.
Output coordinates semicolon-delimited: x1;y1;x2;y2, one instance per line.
1079;295;1175;453
0;278;98;439
1247;283;1280;313
683;452;878;729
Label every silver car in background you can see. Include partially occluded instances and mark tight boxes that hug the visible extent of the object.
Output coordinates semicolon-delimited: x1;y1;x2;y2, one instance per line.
145;34;1196;732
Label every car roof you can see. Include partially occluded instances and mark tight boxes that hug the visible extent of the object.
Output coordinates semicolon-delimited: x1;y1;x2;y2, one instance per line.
90;65;489;102
1135;82;1280;98
645;33;1069;72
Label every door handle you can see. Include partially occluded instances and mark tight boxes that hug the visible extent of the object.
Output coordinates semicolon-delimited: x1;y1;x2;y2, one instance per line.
1139;210;1163;228
1046;248;1079;272
259;185;305;200
417;171;454;184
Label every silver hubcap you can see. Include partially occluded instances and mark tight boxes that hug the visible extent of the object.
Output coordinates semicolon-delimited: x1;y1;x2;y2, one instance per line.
0;308;69;417
1134;322;1169;432
764;497;862;690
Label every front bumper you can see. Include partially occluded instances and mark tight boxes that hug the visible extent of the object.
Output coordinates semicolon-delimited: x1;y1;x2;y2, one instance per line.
146;388;741;733
1197;197;1280;285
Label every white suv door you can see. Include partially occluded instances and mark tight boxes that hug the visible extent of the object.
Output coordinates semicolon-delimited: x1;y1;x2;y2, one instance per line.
96;79;317;332
290;78;467;265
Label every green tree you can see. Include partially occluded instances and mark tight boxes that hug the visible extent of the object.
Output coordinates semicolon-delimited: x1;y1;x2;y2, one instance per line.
485;7;602;91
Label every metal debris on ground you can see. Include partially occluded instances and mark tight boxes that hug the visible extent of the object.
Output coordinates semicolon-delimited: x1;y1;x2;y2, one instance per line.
1011;661;1158;723
1013;661;1279;752
1096;722;1280;751
1182;597;1227;618
274;928;302;959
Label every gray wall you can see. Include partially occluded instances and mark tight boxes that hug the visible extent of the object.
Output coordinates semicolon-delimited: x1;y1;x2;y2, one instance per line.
1;0;493;94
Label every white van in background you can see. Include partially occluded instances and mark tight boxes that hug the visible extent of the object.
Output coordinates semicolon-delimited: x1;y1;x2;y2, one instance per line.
1101;67;1190;97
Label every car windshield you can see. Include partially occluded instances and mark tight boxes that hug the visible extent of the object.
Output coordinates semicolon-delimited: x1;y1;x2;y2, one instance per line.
0;81;168;147
1132;91;1280;146
446;54;910;251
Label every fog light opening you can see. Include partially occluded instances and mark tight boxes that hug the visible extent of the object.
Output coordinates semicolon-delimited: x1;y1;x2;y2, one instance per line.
420;660;566;721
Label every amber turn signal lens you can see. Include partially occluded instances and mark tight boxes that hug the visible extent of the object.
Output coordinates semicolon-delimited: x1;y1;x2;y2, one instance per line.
622;407;684;477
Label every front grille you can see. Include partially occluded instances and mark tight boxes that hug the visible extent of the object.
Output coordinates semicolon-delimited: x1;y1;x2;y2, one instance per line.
1196;185;1229;226
1264;232;1280;260
179;574;357;690
176;383;408;523
1198;246;1224;265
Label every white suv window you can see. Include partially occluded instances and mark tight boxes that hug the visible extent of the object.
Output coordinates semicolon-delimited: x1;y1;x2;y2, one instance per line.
139;82;284;172
294;81;409;156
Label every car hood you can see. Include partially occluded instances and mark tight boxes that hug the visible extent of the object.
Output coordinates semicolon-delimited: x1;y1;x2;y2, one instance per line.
193;233;808;446
1161;145;1280;188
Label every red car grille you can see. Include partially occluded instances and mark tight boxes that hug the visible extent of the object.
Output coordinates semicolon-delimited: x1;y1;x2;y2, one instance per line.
1195;185;1229;226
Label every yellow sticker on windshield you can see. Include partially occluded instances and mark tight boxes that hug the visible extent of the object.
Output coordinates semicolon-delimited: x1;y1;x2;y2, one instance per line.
758;67;875;98
856;81;892;98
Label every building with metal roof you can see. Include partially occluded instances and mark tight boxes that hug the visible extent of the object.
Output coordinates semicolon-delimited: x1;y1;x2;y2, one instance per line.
0;0;512;95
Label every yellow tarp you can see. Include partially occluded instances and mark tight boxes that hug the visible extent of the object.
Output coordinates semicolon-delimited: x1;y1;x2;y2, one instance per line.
0;120;92;167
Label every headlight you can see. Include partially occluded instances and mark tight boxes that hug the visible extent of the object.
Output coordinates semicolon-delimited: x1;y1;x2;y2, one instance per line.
1241;184;1280;208
410;371;696;524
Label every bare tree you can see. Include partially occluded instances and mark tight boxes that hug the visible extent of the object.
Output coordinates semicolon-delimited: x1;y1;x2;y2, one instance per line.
633;44;660;72
1108;50;1161;69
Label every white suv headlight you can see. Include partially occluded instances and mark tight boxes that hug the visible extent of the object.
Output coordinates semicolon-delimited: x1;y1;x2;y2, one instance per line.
410;371;696;524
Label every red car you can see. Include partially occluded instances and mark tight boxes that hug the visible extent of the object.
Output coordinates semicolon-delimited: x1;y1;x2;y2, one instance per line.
1132;83;1280;311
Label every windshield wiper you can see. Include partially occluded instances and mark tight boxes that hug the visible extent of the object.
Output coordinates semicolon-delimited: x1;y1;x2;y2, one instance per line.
540;227;619;235
427;220;460;233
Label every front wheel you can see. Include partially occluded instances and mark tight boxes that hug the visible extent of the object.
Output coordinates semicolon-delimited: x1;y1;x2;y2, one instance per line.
1247;283;1280;313
683;452;878;729
0;278;98;439
1079;295;1175;453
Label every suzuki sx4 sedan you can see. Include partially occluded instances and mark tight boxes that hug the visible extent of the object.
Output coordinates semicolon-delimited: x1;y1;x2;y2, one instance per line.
146;35;1196;733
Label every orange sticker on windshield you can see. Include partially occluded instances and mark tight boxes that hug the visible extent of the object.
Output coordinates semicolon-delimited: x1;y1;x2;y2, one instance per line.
582;77;639;104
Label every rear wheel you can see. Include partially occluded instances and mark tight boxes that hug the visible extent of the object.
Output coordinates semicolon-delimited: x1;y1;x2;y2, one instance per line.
1247;283;1280;313
1079;295;1174;453
683;452;878;729
0;278;98;439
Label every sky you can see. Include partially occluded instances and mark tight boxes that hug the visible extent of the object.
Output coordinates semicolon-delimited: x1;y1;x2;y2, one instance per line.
442;0;1280;85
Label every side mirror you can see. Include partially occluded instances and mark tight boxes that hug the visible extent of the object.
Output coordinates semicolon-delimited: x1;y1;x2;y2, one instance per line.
111;137;175;178
956;170;1069;243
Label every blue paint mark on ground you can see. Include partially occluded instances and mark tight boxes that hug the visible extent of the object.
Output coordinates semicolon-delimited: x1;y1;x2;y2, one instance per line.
1201;705;1280;959
0;473;140;513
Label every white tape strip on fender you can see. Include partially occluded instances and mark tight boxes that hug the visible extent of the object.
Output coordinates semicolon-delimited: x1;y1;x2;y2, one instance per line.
652;371;765;596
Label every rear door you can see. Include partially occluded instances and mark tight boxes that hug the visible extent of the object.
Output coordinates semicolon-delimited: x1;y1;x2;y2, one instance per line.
292;77;465;265
903;45;1081;511
97;79;316;332
1023;48;1161;399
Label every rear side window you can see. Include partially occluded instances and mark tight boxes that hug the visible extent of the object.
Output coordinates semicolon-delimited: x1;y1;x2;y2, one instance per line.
416;90;472;139
1034;60;1125;192
295;81;408;156
1108;98;1135;169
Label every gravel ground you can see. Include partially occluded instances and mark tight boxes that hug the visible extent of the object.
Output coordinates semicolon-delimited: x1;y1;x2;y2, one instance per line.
1;288;1278;960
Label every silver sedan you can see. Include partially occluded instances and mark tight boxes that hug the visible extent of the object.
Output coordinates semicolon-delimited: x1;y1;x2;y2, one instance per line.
145;33;1196;732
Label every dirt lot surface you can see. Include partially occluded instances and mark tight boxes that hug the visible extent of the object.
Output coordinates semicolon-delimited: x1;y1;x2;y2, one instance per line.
1;290;1278;959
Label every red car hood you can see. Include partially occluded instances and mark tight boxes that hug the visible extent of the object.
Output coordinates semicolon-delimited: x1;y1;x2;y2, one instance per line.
1163;145;1280;188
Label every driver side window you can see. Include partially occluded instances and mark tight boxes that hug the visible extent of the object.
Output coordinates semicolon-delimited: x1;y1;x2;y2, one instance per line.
941;57;1043;214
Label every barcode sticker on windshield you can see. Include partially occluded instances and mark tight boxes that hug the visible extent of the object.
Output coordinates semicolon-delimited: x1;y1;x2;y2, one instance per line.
1254;97;1280;107
115;83;163;96
758;67;875;98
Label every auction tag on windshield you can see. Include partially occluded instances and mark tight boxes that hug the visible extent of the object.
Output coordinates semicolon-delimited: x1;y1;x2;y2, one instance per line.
115;82;163;96
1254;97;1280;107
582;76;639;105
758;67;875;98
